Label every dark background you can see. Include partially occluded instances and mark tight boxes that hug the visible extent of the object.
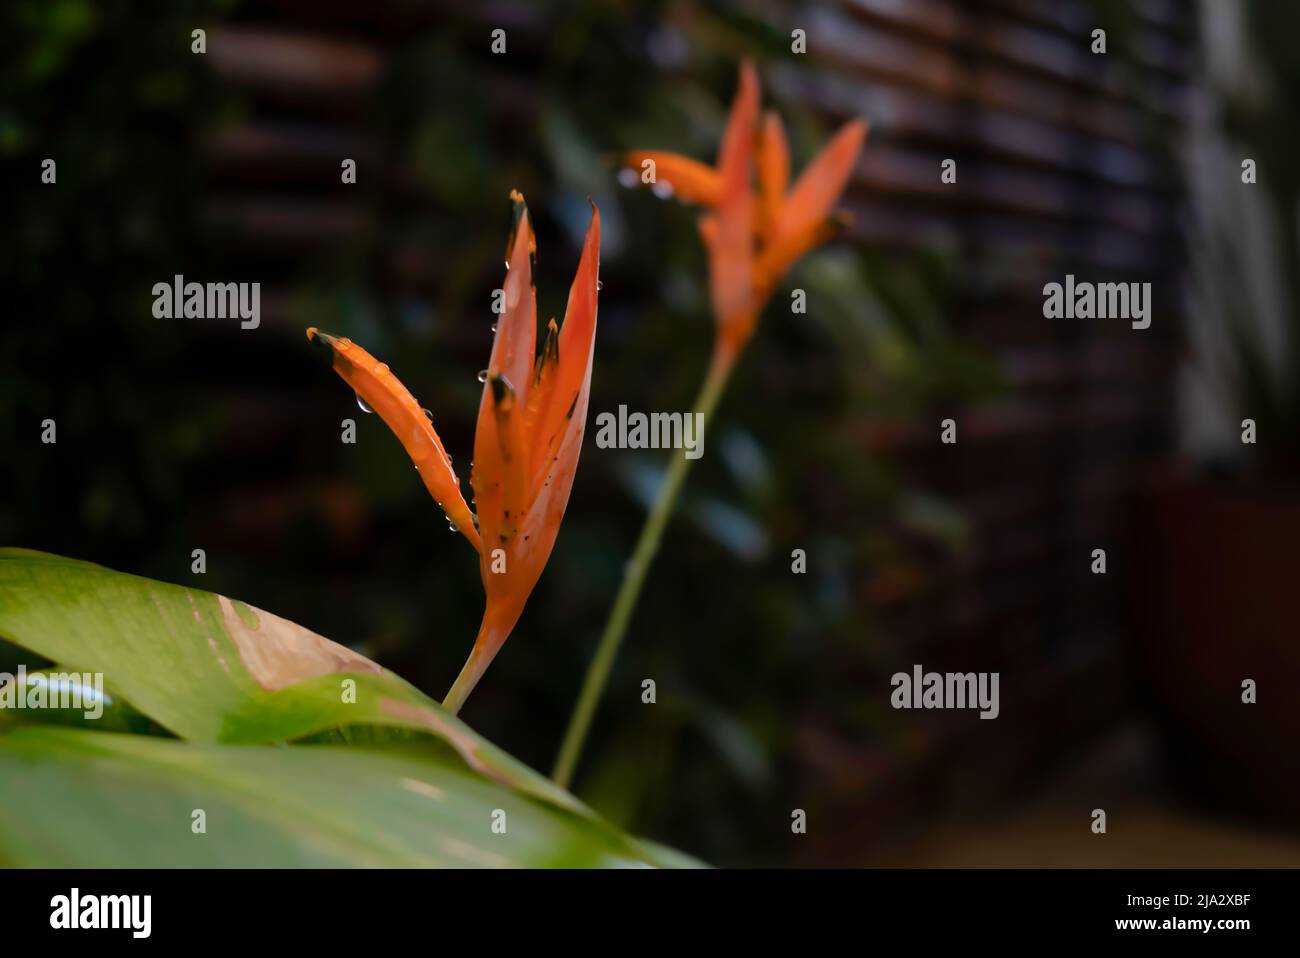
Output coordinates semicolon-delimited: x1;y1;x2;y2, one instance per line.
4;0;1298;866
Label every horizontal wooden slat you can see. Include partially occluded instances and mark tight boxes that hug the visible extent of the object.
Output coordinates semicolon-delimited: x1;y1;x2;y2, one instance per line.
806;5;1169;146
838;0;1184;115
210;26;380;85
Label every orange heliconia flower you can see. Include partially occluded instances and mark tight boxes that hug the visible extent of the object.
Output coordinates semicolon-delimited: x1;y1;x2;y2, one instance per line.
308;191;601;712
624;61;867;365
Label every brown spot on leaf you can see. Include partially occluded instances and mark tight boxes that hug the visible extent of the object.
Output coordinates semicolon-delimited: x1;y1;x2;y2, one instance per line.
219;596;381;691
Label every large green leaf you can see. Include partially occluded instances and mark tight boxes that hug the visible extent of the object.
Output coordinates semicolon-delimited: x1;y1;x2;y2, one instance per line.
0;550;701;867
0;726;668;867
0;549;573;813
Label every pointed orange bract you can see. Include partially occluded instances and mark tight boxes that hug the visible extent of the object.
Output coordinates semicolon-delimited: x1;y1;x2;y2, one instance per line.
702;60;759;361
623;151;721;206
309;192;600;714
305;327;482;554
467;195;602;696
473;192;537;556
622;61;867;362
767;119;866;258
757;111;790;237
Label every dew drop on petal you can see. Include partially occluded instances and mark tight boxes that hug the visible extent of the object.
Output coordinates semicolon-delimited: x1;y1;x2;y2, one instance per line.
375;362;389;375
356;394;374;414
477;369;489;383
422;408;434;421
596;280;603;291
490;323;498;333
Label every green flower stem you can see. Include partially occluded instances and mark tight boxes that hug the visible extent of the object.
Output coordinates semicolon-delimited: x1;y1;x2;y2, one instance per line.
442;643;485;717
444;604;524;716
551;347;737;789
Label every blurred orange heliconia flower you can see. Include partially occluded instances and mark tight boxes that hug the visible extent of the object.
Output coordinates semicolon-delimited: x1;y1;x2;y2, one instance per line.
623;60;867;366
307;191;601;714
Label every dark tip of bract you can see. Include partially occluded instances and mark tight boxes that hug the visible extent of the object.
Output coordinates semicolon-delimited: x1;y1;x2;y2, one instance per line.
306;327;338;363
506;189;529;255
490;372;516;408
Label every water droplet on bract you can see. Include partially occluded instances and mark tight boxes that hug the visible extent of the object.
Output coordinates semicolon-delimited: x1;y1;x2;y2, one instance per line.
490;323;498;333
339;338;352;350
477;369;489;383
447;518;458;532
504;261;511;271
596;280;603;291
422;408;434;421
356;394;373;413
375;362;389;375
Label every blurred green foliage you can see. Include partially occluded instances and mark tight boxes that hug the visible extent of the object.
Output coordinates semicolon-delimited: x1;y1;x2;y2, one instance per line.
1;0;230;559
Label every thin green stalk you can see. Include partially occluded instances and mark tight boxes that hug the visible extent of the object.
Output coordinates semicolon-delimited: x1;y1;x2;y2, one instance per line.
443;610;515;716
442;644;483;717
551;348;737;788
